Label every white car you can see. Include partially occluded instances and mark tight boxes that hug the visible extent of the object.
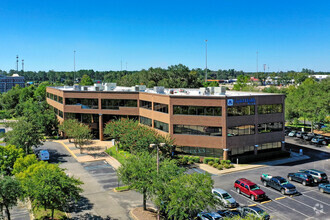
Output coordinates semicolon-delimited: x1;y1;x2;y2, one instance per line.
212;188;238;208
288;131;297;137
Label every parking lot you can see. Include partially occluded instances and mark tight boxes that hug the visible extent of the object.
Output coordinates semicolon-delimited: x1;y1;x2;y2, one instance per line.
212;146;330;220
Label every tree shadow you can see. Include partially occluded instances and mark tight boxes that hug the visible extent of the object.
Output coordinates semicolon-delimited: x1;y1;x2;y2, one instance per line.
67;196;94;214
69;213;117;220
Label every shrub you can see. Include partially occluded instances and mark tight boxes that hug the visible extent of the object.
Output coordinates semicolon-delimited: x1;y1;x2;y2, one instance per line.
223;164;230;169
213;163;219;168
220;160;231;165
183;155;189;161
217;164;223;170
214;158;220;164
192;156;200;163
229;164;235;168
208;161;214;166
204;157;215;164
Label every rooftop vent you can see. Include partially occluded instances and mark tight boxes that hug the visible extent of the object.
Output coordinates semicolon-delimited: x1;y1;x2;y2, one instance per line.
154;86;165;94
73;85;81;91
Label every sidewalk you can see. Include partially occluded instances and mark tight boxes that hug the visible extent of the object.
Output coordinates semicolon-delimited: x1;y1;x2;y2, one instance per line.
197;152;310;175
54;139;121;169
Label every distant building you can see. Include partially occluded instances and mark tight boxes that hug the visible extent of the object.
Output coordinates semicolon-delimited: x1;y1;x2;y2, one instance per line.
0;74;25;93
309;75;329;81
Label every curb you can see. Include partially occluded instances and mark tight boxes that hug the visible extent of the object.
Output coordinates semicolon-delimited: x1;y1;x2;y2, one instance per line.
55;141;78;160
129;209;139;220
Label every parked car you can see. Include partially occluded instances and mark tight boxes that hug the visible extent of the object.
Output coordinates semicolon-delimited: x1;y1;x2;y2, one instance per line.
212;188;238;208
197;212;222;220
234;178;266;201
318;183;330;194
296;131;307;138
311;136;329;145
288;131;298;137
285;127;292;136
216;210;238;218
237;206;270;220
299;169;328;183
287;172;314;186
303;133;317;141
261;174;297;195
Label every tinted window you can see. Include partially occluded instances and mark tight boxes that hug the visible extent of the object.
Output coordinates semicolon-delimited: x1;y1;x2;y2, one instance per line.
245;185;249;190
240;183;245;187
235;180;240;184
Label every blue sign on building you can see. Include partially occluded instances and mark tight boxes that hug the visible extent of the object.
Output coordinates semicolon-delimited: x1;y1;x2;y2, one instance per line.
227;98;256;106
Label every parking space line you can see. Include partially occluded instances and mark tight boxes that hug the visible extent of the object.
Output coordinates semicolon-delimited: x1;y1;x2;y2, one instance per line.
260;200;272;204
248;204;257;207
301;194;330;207
270;198;312;219
275;196;286;200
299;188;318;194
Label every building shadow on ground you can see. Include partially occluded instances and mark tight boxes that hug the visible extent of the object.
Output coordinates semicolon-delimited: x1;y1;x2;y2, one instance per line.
69;213;117;220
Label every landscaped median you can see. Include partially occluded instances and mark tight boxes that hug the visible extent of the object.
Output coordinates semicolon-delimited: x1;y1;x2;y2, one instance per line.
105;145;131;164
176;155;235;171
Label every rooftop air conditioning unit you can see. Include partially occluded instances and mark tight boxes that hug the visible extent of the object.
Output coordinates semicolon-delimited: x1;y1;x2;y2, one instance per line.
199;87;206;94
104;83;116;91
131;86;139;92
94;83;103;91
154;86;165;94
73;85;81;91
137;85;146;92
220;86;226;95
83;86;88;91
208;87;215;95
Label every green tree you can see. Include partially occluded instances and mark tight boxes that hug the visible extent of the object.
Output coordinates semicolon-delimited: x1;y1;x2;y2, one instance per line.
0;145;25;175
117;152;157;210
0;175;23;220
12;154;39;175
17;162;83;220
34;81;52;101
4;119;44;154
233;75;250;91
80;74;94;86
164;173;217;220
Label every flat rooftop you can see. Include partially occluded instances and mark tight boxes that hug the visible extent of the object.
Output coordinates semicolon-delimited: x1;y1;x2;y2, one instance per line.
49;85;282;97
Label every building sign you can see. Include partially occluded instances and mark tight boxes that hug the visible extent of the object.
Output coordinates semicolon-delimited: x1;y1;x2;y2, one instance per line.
227;98;256;106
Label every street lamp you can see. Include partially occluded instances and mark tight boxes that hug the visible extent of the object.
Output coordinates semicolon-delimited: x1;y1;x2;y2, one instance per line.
149;142;165;220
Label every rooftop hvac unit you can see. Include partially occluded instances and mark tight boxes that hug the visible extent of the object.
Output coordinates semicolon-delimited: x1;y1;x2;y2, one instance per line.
208;87;215;95
220;86;226;95
131;86;139;92
214;87;221;94
154;86;165;94
94;83;103;91
199;87;206;94
83;86;88;91
137;85;146;92
73;85;81;91
205;87;210;95
104;83;116;91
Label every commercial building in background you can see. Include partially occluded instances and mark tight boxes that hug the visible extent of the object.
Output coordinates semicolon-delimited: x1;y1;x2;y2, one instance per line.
0;74;25;93
46;84;285;160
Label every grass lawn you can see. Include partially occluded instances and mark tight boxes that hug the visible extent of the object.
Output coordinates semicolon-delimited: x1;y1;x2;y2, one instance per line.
106;146;131;164
33;207;67;220
115;185;131;191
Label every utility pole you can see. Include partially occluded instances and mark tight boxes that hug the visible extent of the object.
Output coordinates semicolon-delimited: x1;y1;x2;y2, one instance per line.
22;59;24;71
16;55;19;73
205;40;208;82
74;50;76;84
121;60;122;71
263;64;266;74
256;51;258;74
126;62;127;70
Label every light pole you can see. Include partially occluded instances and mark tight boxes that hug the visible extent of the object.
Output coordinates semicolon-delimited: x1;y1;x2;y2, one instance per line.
74;50;76;84
205;40;208;82
149;142;166;220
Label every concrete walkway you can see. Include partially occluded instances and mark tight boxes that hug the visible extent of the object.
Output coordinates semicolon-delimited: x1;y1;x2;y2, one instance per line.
197;152;310;176
54;139;121;169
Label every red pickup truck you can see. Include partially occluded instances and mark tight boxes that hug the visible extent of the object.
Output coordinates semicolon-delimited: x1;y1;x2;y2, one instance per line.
234;178;266;201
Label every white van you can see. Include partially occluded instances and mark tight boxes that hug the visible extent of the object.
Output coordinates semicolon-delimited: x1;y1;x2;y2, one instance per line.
38;150;50;161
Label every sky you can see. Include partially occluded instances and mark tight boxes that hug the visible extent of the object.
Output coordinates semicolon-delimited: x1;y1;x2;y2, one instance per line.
0;0;330;72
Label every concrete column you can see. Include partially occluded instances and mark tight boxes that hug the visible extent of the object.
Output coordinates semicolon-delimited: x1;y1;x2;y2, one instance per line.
223;148;229;160
99;114;103;141
254;145;259;155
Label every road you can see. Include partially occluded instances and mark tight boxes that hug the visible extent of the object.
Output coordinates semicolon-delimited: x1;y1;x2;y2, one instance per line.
38;141;152;220
212;137;330;220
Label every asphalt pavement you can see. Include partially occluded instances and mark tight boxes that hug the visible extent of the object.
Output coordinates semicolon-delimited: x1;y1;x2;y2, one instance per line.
212;137;330;220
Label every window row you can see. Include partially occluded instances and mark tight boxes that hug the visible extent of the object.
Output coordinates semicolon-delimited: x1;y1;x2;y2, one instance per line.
173;125;222;136
173;105;222;116
47;93;63;104
154;120;169;132
227;105;255;117
227;125;255;136
101;99;137;109
140;100;152;110
50;106;63;118
258;142;281;151
230;142;281;155
258;122;283;133
258;104;283;114
65;113;99;124
154;102;168;113
176;146;223;158
140;116;152;127
65;98;99;109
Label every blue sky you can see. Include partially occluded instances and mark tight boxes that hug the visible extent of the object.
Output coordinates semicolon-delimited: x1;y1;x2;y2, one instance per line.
0;0;329;72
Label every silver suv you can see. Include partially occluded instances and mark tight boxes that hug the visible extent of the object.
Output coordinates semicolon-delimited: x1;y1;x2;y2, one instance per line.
299;169;328;183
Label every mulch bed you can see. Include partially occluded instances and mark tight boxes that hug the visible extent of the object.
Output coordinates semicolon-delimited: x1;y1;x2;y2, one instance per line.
131;207;162;220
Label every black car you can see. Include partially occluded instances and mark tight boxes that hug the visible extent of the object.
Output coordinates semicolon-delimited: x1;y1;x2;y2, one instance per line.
296;131;307;138
303;133;317;141
288;172;314;186
299;169;328;183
